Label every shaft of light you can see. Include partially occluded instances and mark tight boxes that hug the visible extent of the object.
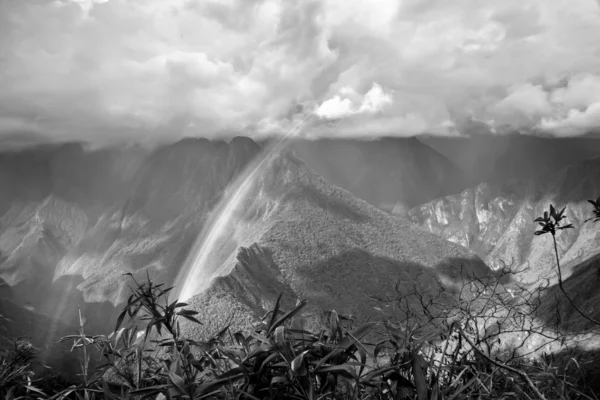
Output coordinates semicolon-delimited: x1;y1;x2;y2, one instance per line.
174;117;312;302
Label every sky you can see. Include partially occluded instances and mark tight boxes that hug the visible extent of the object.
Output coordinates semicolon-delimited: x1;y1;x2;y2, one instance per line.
1;0;600;145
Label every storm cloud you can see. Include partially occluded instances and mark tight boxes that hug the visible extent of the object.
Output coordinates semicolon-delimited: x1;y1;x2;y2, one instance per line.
1;0;600;144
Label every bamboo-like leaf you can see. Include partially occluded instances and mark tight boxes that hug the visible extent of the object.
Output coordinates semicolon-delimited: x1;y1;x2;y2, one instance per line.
316;364;358;380
180;314;202;325
267;294;283;332
269;376;288;390
114;309;128;333
168;371;187;395
216;367;246;380
559;206;567;218
129;385;169;396
411;348;429;400
267;299;307;335
259;351;281;374
291;350;310;377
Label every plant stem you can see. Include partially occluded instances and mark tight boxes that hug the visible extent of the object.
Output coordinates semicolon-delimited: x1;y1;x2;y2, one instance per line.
78;307;90;400
551;234;600;327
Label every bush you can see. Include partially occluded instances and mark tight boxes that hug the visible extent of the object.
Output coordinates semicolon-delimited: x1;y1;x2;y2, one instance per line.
1;198;599;399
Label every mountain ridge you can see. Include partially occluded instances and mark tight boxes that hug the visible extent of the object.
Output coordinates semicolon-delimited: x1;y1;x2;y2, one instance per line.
176;150;495;338
409;155;600;284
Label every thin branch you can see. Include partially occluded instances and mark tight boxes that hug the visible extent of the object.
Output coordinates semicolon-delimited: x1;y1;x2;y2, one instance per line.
458;328;547;400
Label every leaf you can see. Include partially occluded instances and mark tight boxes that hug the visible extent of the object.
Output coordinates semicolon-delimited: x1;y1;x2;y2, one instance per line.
102;381;119;400
216;367;246;381
316;364;358;380
114;309;128;333
430;379;441;400
168;370;187;395
559;206;567;218
356;347;367;377
247;330;270;345
291;350;309;377
129;385;169;396
267;299;307;335
112;327;127;348
267;294;283;332
180;314;202;325
177;309;199;316
411;348;429;400
259;351;281;374
349;322;377;341
329;310;340;341
269;376;288;390
212;324;230;343
360;365;402;384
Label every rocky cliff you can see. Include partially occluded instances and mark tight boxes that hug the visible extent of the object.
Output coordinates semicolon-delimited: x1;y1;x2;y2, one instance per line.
0;138;261;331
409;156;600;284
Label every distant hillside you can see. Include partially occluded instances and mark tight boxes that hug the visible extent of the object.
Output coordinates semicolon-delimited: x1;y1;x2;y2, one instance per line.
0;138;261;329
287;137;470;215
180;150;492;338
420;133;600;185
409;156;600;284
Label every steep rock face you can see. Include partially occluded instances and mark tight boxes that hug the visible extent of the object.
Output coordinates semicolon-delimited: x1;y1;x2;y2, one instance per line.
181;151;493;339
409;156;600;284
0;139;262;329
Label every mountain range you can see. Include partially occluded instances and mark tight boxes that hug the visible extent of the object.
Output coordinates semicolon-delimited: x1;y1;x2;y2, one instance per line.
0;136;472;333
409;155;600;285
1;133;600;372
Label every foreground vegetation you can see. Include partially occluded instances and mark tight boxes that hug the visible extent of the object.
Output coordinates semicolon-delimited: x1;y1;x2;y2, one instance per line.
1;200;600;399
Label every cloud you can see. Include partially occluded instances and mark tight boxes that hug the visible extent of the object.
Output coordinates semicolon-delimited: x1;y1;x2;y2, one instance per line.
1;0;600;144
315;83;393;119
539;103;600;136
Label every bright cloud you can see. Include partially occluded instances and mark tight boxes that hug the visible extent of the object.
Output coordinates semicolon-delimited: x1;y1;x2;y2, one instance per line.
1;0;600;144
315;83;393;119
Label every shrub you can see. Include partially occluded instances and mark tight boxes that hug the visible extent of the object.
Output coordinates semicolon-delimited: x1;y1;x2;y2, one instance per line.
2;198;600;398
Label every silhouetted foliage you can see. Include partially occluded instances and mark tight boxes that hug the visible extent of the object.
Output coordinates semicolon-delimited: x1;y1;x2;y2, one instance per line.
534;205;574;236
534;204;600;328
586;196;600;223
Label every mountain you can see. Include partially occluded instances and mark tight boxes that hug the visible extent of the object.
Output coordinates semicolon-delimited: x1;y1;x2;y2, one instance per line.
0;138;262;331
0;135;487;352
287;137;471;215
408;156;600;285
176;150;493;338
420;133;600;185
